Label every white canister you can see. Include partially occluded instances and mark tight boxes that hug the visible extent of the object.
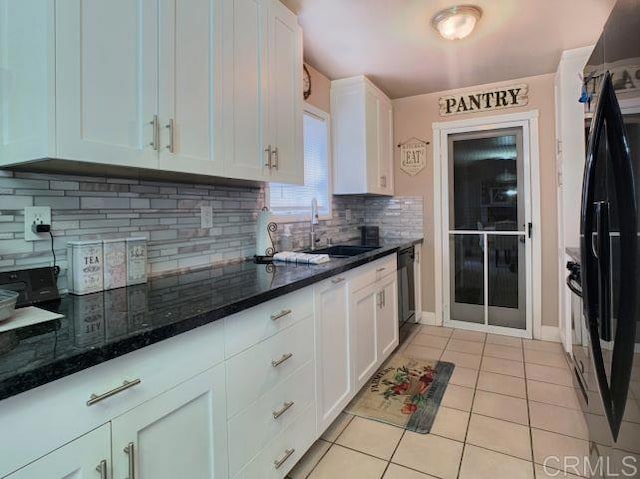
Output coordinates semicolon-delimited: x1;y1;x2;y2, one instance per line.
126;237;148;285
103;239;127;290
67;240;104;295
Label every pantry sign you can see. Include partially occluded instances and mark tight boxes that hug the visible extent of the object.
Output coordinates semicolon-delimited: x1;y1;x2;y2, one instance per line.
439;84;528;116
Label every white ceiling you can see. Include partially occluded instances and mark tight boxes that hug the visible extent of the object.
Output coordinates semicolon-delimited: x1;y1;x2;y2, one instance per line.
282;0;616;99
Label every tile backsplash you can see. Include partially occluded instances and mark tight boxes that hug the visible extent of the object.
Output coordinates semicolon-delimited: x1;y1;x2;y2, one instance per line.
0;170;422;288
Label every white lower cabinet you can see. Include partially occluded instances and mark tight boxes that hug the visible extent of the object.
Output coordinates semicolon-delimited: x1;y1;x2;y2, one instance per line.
377;272;399;360
314;275;351;433
1;253;406;479
5;425;111;479
111;364;228;479
350;282;380;392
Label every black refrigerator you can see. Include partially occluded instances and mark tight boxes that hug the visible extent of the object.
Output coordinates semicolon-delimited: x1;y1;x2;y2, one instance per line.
577;0;640;476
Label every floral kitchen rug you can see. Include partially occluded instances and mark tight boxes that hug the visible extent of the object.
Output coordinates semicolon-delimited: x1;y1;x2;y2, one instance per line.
345;355;455;434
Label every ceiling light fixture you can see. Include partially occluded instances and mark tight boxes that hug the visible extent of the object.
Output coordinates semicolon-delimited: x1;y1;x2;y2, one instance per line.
432;5;482;40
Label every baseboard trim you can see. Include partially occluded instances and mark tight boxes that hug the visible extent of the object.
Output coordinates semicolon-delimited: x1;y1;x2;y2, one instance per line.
538;325;561;342
418;311;438;326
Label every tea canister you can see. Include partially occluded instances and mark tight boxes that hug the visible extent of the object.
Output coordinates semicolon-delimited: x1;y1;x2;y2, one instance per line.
103;239;127;290
126;237;148;285
67;240;104;295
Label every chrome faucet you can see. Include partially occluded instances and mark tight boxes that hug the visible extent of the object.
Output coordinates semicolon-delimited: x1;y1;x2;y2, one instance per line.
310;198;319;250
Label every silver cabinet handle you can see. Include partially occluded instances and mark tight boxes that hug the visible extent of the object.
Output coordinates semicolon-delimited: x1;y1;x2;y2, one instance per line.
87;379;141;406
272;146;279;170
380;175;387;188
95;459;108;479
272;353;293;368
272;401;294;419
376;267;386;273
331;277;345;284
165;119;175;153
264;145;273;168
149;115;159;151
271;309;292;321
274;448;295;469
376;291;382;309
124;442;135;479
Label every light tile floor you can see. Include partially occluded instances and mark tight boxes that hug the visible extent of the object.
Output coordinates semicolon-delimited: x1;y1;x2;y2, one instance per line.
288;325;589;479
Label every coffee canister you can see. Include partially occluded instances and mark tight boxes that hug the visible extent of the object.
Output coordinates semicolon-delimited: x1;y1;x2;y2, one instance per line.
103;239;127;290
67;240;104;295
126;237;148;285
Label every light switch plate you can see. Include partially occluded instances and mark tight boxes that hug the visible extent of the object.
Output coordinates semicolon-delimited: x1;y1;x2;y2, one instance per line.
345;209;352;222
200;205;213;229
24;206;51;241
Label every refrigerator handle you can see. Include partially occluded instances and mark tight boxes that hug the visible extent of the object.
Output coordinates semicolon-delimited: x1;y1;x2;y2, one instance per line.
595;202;612;341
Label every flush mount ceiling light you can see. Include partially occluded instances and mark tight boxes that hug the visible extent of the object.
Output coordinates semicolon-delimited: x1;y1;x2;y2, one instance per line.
432;5;482;40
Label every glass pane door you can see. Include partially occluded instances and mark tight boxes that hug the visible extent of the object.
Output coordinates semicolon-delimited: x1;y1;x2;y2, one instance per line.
447;127;528;332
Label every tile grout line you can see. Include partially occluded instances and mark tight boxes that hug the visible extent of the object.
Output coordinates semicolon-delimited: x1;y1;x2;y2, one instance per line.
522;335;537;478
456;335;487;479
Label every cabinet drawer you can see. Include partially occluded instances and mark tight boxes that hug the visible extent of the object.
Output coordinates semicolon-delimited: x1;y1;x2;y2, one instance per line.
0;319;224;478
349;253;397;293
224;287;313;358
228;360;315;476
233;402;316;479
226;316;314;417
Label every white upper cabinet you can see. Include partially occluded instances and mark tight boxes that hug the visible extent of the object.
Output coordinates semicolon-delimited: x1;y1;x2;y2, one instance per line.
223;0;303;184
267;0;303;184
56;0;159;170
0;0;54;164
332;76;394;195
222;0;270;182
0;0;302;184
158;0;225;176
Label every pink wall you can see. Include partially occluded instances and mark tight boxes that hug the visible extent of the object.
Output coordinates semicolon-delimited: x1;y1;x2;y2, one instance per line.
393;73;559;327
305;63;331;113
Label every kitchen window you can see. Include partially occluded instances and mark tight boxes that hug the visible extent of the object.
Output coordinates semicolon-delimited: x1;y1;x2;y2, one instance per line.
269;104;332;219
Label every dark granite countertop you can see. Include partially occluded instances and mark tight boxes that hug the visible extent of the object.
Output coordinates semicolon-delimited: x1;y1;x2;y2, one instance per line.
0;238;422;401
566;247;581;264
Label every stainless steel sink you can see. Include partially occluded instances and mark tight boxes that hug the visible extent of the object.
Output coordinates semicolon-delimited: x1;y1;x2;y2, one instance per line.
304;245;380;258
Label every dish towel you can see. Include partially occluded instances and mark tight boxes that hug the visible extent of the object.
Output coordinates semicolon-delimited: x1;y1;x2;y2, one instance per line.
273;252;331;264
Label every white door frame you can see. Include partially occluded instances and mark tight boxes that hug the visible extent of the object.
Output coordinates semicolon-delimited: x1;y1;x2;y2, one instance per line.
433;110;542;339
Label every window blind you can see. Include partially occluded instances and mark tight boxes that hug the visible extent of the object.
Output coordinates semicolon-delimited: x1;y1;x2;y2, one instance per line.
269;111;331;216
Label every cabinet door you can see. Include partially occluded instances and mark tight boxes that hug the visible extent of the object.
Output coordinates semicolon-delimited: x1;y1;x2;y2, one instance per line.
315;276;351;433
222;0;270;181
377;273;399;362
349;283;379;391
56;0;159;169
0;0;54;165
158;0;224;176
364;87;381;194
378;99;394;195
112;365;228;479
5;425;111;479
267;0;303;185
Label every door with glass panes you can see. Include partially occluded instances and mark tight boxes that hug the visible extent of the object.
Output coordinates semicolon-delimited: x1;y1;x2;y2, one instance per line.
443;127;532;336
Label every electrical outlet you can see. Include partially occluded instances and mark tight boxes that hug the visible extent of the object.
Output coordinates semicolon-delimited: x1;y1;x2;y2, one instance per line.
200;205;213;229
24;206;51;241
345;209;352;222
